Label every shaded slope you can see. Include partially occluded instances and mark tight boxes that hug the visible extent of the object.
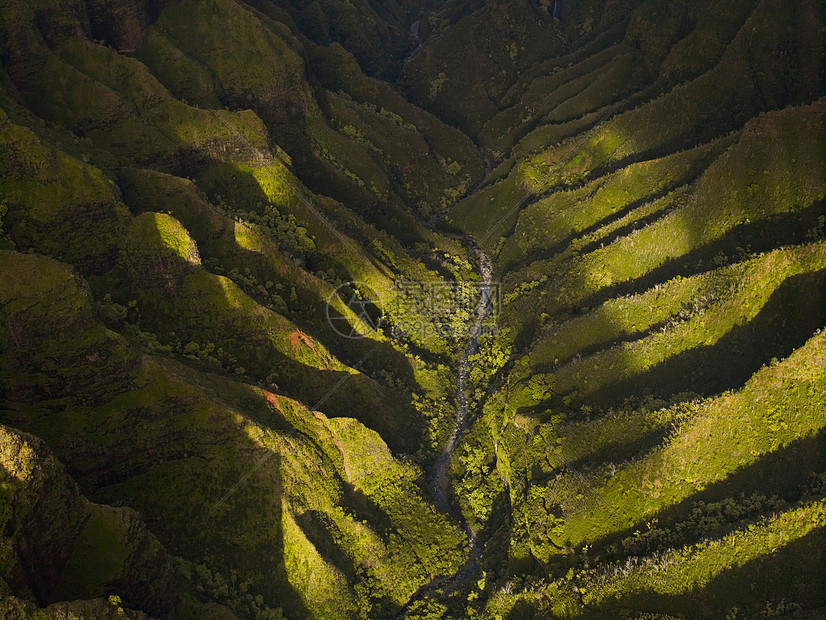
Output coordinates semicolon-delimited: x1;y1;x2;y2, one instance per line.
0;250;467;619
437;1;825;617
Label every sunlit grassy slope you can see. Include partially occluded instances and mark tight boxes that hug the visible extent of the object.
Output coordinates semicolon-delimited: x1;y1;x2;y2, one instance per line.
437;0;825;618
0;248;466;619
0;0;823;618
0;0;483;616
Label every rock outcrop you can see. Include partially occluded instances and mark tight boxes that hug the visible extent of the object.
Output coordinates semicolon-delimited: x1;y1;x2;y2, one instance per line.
0;424;177;616
0;426;88;604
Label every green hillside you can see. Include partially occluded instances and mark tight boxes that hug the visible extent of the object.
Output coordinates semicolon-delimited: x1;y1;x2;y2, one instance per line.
0;0;823;618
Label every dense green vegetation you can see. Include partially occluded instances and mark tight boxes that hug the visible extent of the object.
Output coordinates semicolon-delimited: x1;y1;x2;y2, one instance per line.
0;0;823;618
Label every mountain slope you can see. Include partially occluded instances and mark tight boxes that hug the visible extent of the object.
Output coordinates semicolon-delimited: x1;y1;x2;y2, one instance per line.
0;0;823;618
0;0;481;616
432;0;825;617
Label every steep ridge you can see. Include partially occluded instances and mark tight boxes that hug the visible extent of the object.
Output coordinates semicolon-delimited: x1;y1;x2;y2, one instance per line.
0;0;823;618
0;423;176;617
0;0;485;617
434;0;825;617
0;248;467;618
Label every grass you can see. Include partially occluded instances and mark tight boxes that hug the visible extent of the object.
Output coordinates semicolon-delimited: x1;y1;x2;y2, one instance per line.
19;45;250;167
281;506;356;620
444;4;824;609
510;100;823;322
323;417;467;599
481;328;826;617
653;0;761;85
583;501;825;608
498;134;732;268
2;0;824;616
116;167;393;374
124;212;201;274
122;262;365;381
59;36;269;151
543;329;826;551
324;89;471;214
137;0;485;239
0;109;131;273
132;27;223;109
479;43;627;154
0;249;468;618
525;0;821;192
454;0;821;257
399;0;611;135
307;40;483;183
477;0;760;162
51;505;130;601
488;500;825;618
147;0;311;125
0;251;92;323
526;244;826;405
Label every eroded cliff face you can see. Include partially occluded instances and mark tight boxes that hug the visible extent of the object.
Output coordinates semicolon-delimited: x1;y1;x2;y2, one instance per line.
0;425;88;604
0;0;823;617
0;424;176;616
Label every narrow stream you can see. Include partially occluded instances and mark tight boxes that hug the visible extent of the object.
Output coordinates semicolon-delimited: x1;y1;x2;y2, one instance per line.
429;249;493;517
396;247;493;616
395;89;496;614
429;146;494;525
470;145;493;195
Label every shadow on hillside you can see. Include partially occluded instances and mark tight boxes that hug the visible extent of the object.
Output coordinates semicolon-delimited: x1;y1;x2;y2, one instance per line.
260;136;436;249
509;136;732;273
124;185;424;454
579;428;825;565
295;509;360;582
524;266;825;418
579;268;826;407
508;198;823;359
138;290;421;453
505;530;825;619
340;482;393;536
561;424;673;475
505;434;825;619
583;528;825;619
293;501;401;616
192;161;427;395
202;451;310;620
505;598;547;620
192;160;394;281
506;184;675;274
120;165;422;398
578;201;825;311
